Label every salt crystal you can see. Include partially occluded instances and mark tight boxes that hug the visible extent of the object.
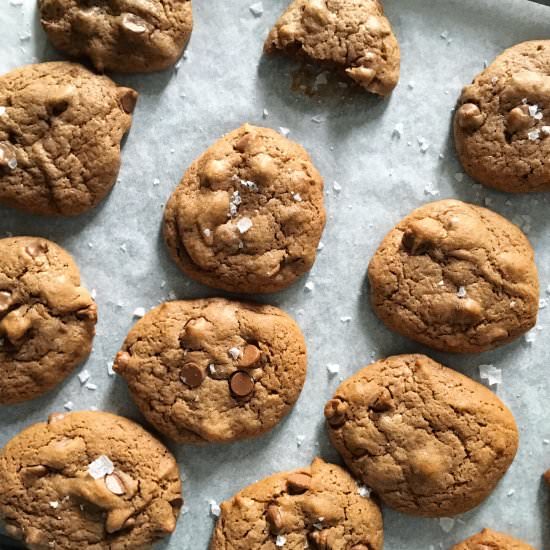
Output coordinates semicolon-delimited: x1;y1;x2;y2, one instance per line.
340;316;352;323
203;228;211;238
107;361;115;376
133;307;146;318
327;363;340;375
525;330;537;344
78;370;90;384
311;115;324;124
228;347;241;359
535;112;544;120
317;241;324;251
507;489;515;497
439;517;455;533
528;129;540;141
49;501;59;509
153;178;160;186
392;122;404;139
85;382;98;391
544;439;550;445
239;179;258;191
457;286;467;298
249;1;263;16
296;434;305;447
407;81;414;90
417;136;430;153
542;126;550;136
7;158;17;170
292;193;302;202
229;190;241;217
440;30;449;40
262;108;269;119
424;182;440;196
540;298;548;309
64;401;74;411
304;281;315;292
236;217;253;234
91;288;97;299
528;104;539;117
208;364;216;375
279;127;290;137
479;364;502;386
208;499;221;517
0;107;5;116
88;455;114;479
357;485;371;498
333;181;342;193
275;535;286;547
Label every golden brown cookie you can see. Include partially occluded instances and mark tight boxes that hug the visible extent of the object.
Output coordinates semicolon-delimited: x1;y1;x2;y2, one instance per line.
451;529;535;550
209;457;383;550
368;199;539;353
38;0;193;73
0;62;137;216
113;298;307;444
264;0;400;96
0;237;97;404
163;124;325;293
324;354;519;517
0;411;182;550
455;40;550;192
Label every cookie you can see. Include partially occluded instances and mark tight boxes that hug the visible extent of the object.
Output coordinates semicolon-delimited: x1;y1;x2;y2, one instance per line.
209;457;383;550
0;411;182;549
38;0;192;73
113;298;307;444
454;40;550;192
0;237;97;404
368;199;539;353
324;354;519;517
0;62;137;216
451;529;535;550
163;124;325;294
264;0;400;96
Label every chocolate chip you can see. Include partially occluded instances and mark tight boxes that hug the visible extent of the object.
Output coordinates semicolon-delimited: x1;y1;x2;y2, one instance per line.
0;291;12;314
457;102;484;130
25;241;48;258
286;472;311;494
239;344;261;367
119;88;138;114
121;12;148;33
180;363;205;388
229;370;254;397
265;504;284;533
0;143;17;171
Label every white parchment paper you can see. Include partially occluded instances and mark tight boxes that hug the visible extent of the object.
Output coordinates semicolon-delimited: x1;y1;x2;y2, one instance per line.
1;0;550;548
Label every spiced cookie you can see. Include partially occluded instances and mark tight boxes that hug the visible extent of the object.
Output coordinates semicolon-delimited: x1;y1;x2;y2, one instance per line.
113;298;307;444
0;411;182;549
0;237;97;405
325;354;519;517
0;62;137;215
455;40;550;192
264;0;400;96
38;0;193;73
210;457;383;550
368;199;539;353
452;529;535;550
163;124;325;294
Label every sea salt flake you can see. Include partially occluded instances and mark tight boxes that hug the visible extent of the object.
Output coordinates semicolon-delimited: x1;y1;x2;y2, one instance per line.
133;307;146;318
49;501;59;509
208;364;216;375
239;179;258;191
340;316;352;323
228;347;241;359
91;288;97;299
457;286;467;298
424;182;439;196
64;401;74;411
208;499;221;517
88;455;114;479
292;193;302;202
236;217;253;234
153;178;160;186
276;535;287;547
528;104;539;117
7;158;17;170
279;127;290;137
357;485;371;498
479;364;502;386
332;181;342;193
525;330;537;344
229;190;242;217
78;370;90;384
542;126;550;136
203;228;211;238
304;281;315;292
107;361;115;376
417;136;430;153
440;30;449;40
392;122;404;139
0;107;5;116
249;1;263;17
540;298;548;309
296;434;305;447
439;517;455;533
327;363;340;375
262;108;269;118
528;129;540;141
507;489;515;497
535;112;544;120
85;382;98;391
317;241;324;251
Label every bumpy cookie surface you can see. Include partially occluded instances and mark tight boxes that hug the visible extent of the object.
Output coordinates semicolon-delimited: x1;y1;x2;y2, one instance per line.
38;0;192;73
0;62;136;215
114;298;307;443
455;40;550;192
368;199;539;353
325;354;519;517
164;124;325;293
0;237;97;404
0;411;182;550
264;0;400;96
210;457;383;550
451;529;535;550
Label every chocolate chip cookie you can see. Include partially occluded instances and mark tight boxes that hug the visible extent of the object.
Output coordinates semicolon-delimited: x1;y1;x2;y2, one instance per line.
325;354;519;517
368;199;539;353
264;0;400;96
210;457;383;550
113;298;307;444
452;529;535;550
455;40;550;192
0;410;182;549
38;0;193;73
163;124;325;294
0;237;97;404
0;62;137;215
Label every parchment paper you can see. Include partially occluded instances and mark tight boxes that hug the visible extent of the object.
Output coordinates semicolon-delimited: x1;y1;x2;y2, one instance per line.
1;0;550;548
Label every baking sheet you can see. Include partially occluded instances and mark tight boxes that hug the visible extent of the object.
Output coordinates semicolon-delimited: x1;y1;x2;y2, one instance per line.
1;0;550;548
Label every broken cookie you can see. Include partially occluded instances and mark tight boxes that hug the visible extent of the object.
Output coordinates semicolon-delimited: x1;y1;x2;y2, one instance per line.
209;457;383;549
0;411;182;549
113;298;307;444
0;237;97;404
325;354;519;517
0;62;137;215
163;124;325;293
455;40;550;192
368;199;539;353
264;0;400;96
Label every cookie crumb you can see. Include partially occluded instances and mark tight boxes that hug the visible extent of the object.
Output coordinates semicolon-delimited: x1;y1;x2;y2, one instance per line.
88;455;114;479
249;1;263;17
